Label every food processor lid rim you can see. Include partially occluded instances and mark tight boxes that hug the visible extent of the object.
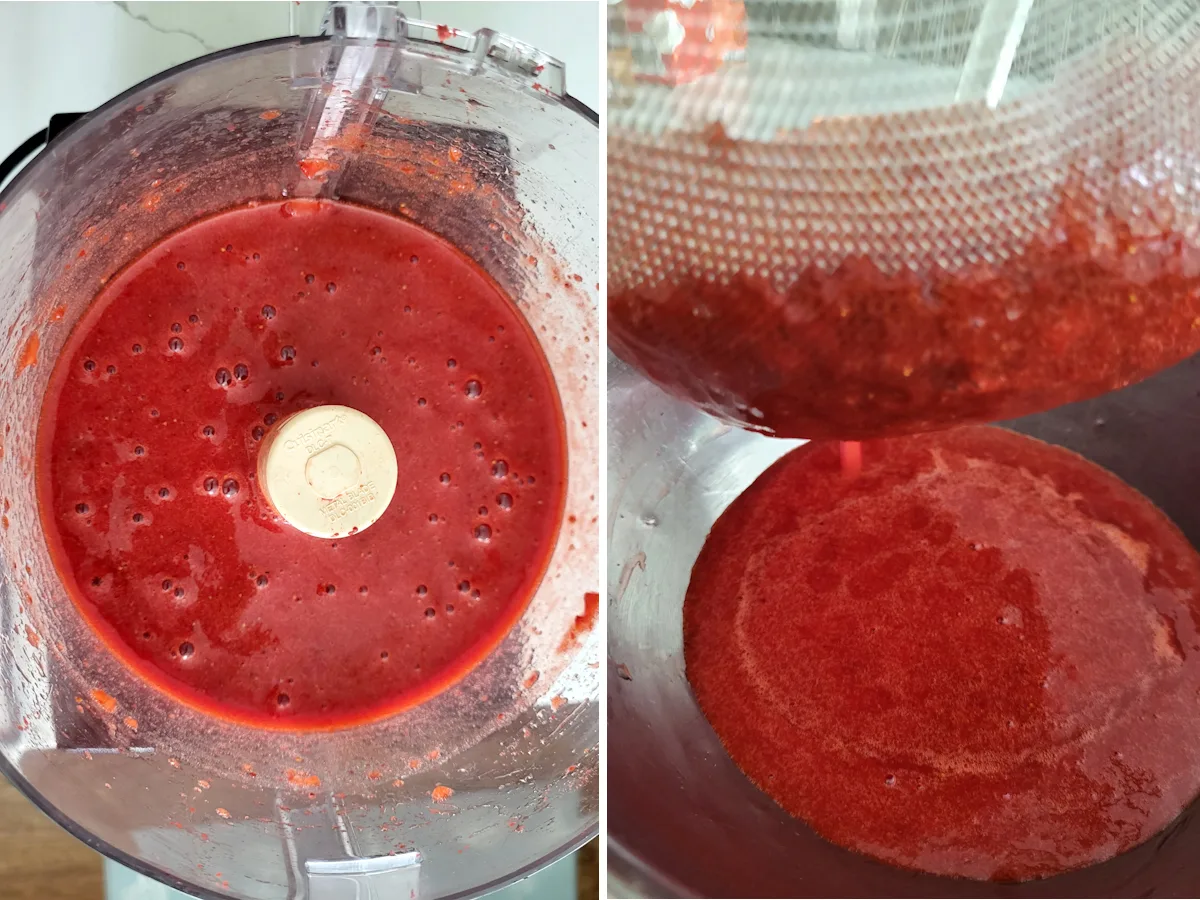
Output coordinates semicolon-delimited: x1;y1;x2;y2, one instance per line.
0;29;598;212
0;34;316;211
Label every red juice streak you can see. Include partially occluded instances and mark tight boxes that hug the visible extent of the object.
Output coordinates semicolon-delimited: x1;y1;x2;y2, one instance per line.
37;199;566;730
684;427;1200;881
609;183;1200;440
838;440;861;479
558;590;600;653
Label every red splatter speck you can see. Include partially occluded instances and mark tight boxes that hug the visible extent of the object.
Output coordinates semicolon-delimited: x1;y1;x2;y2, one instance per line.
49;306;66;323
298;158;339;179
368;770;382;780
197;779;211;789
17;331;39;373
123;716;138;732
260;110;282;121
90;688;118;713
216;808;230;819
408;758;421;770
550;695;566;711
24;626;39;649
286;769;321;788
280;198;321;218
523;671;540;689
142;193;162;212
436;24;453;41
2;517;8;530
448;146;463;164
77;249;88;260
572;273;583;282
431;784;454;802
392;779;404;787
426;748;440;761
558;591;599;653
703;121;737;151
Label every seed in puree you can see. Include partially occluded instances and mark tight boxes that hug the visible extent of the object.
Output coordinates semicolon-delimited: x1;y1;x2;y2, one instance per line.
38;199;565;730
683;426;1200;881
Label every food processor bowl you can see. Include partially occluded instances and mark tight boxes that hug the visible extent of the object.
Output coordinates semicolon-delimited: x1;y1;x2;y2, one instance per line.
0;6;598;899
607;349;1200;898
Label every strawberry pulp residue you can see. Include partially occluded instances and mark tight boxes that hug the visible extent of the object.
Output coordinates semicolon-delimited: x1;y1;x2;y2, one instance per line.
610;179;1200;440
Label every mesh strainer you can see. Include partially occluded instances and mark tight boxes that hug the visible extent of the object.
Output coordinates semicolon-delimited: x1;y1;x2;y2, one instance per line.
608;0;1200;439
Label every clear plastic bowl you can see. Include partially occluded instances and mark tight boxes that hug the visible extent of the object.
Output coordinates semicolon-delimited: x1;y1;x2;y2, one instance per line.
0;11;598;900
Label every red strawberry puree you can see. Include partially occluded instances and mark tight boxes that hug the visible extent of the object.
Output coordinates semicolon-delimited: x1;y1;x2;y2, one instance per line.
37;199;565;730
683;426;1200;881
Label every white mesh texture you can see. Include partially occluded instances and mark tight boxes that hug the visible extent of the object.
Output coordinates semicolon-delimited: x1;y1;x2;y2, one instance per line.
609;0;1200;292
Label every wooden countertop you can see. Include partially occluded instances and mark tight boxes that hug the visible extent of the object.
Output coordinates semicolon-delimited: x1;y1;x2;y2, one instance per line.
0;776;103;900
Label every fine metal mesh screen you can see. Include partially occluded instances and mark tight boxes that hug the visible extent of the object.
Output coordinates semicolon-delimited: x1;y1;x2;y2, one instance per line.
607;0;1200;440
609;0;1200;289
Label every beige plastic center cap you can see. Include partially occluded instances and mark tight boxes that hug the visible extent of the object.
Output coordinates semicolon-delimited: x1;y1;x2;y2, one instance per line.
258;405;398;539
